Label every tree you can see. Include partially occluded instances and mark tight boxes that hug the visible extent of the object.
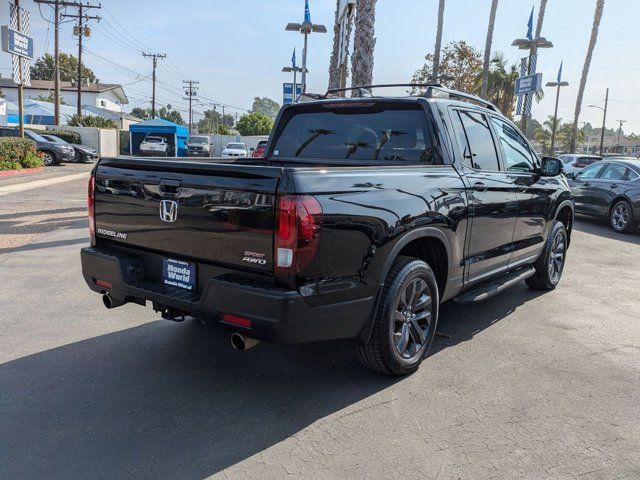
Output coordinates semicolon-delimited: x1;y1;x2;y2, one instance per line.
328;0;354;90
251;97;280;119
235;112;273;136
351;0;377;88
67;114;117;128
31;53;97;83
157;104;183;125
130;107;150;119
480;0;499;97
432;0;446;82
569;0;605;152
411;41;482;93
34;92;67;104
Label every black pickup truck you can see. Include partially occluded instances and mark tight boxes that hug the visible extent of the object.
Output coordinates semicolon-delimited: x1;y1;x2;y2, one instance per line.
81;85;574;375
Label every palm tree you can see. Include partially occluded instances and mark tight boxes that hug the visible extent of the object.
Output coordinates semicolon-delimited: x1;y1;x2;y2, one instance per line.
569;0;605;152
351;0;377;88
328;0;354;90
432;0;445;82
480;0;499;98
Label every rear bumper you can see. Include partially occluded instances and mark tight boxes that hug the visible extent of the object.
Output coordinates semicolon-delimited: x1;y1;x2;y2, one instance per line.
81;246;373;344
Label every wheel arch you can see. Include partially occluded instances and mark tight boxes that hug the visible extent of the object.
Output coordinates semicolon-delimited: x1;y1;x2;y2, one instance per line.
555;200;574;244
359;227;451;344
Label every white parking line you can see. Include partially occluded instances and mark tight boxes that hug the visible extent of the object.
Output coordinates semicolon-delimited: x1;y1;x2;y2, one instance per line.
0;172;89;197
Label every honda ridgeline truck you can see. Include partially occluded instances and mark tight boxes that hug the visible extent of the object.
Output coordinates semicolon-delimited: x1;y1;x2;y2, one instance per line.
81;85;574;375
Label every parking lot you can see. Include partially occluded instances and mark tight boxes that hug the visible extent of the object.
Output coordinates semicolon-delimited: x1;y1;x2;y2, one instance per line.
1;170;639;479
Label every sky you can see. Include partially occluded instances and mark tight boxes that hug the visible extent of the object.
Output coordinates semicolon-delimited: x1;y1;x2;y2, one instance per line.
1;0;640;135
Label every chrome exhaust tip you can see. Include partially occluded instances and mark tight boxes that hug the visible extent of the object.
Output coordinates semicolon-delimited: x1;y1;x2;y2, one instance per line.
230;333;260;351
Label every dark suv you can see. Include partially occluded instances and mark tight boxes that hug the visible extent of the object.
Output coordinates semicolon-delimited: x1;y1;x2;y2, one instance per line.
81;84;574;375
0;127;75;165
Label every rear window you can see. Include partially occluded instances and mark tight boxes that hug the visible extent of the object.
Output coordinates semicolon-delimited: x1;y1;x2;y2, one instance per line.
144;137;164;143
272;106;439;163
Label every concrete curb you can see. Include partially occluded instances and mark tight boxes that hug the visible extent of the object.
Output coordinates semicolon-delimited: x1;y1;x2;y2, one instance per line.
0;167;45;178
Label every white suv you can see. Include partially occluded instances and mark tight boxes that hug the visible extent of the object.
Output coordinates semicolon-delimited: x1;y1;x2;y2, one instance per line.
558;154;602;178
139;136;169;156
221;142;248;158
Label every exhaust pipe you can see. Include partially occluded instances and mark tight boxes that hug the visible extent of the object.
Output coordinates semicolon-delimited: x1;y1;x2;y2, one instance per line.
102;294;124;309
230;333;260;351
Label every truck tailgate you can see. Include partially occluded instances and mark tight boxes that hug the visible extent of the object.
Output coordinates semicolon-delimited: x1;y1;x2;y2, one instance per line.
94;158;283;272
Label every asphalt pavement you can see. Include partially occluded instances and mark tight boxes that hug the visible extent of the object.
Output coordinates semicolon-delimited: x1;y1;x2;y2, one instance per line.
0;171;639;479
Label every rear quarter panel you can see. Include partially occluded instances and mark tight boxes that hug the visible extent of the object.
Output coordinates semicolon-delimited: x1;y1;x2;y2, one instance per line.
291;165;468;306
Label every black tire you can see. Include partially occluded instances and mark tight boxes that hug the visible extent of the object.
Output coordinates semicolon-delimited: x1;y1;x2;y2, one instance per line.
357;256;439;376
609;199;635;233
41;151;56;166
526;220;568;290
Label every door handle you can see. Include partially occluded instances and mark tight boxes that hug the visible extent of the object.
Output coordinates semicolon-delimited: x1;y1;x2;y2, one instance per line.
473;182;488;192
583;182;591;187
610;184;618;189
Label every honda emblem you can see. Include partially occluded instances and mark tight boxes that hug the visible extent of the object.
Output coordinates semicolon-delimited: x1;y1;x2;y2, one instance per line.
159;200;178;223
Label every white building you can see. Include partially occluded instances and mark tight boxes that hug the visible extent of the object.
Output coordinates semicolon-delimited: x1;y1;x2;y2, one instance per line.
0;78;128;112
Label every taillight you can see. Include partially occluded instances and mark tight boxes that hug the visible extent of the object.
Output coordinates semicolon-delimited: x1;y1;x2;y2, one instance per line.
275;195;322;273
88;175;95;240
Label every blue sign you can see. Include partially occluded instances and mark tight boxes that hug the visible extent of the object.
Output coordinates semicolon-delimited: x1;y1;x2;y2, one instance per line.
283;83;303;105
515;73;543;96
1;26;34;60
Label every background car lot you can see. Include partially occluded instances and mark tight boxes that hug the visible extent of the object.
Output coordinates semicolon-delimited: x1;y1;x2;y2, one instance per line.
1;169;639;478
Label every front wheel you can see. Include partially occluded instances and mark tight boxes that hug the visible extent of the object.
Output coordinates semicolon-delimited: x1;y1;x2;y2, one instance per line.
610;200;634;233
41;151;55;166
357;256;439;376
526;221;568;290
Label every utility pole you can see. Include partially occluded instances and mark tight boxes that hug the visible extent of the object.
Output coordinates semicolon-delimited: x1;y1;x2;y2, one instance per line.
61;2;101;117
616;119;626;152
588;88;609;156
54;0;60;124
15;0;24;137
183;80;199;134
142;53;166;119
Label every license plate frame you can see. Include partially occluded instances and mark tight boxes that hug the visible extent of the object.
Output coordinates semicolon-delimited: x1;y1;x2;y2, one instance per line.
162;258;196;291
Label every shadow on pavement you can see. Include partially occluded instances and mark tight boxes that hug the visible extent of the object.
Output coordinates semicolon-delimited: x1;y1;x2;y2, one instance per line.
573;215;640;245
0;283;545;479
0;236;87;255
0;207;86;220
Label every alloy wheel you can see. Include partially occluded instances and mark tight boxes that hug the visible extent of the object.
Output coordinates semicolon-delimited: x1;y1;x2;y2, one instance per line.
611;203;629;231
392;277;432;360
547;231;566;285
42;152;54;166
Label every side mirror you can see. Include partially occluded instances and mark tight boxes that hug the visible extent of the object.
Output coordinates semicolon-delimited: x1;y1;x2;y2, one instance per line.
540;156;562;177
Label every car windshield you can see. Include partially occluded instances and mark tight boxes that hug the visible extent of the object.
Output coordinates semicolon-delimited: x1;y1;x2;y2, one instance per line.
188;137;209;144
144;137;164;143
25;130;50;143
44;135;69;145
272;106;437;162
227;143;245;149
257;141;268;148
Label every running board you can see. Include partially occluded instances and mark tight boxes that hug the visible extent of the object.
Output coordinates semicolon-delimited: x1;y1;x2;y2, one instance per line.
454;266;536;304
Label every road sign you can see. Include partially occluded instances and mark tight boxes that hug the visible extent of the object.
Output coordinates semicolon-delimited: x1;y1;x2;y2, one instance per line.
1;25;33;60
515;72;543;96
283;83;303;105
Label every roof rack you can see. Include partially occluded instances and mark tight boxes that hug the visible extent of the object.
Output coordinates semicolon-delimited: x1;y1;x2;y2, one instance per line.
322;83;499;112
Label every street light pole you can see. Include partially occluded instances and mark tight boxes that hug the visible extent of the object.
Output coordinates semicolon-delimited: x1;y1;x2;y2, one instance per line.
589;88;609;156
545;75;569;154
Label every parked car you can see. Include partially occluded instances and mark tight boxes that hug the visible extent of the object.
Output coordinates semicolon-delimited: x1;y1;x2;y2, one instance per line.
0;127;75;166
569;158;640;233
139;135;169;156
186;135;213;157
81;85;573;376
221;142;248;157
41;134;98;163
558;154;602;178
251;140;268;158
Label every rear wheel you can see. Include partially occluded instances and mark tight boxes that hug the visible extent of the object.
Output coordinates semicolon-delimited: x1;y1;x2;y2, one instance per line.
526;221;568;290
610;200;634;233
357;256;439;376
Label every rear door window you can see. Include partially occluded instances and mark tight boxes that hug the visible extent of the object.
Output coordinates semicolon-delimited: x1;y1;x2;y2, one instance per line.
454;110;500;171
600;164;628;181
272;105;440;163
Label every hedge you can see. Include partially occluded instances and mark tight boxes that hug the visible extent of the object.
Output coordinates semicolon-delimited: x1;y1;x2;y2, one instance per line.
47;129;81;144
0;138;44;171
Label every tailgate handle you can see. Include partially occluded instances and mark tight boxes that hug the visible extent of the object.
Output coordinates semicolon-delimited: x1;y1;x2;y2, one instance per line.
160;178;182;195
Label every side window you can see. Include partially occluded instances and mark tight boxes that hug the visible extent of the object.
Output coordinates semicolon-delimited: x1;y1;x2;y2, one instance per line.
600;164;628;181
490;117;536;173
456;110;500;171
577;163;605;179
